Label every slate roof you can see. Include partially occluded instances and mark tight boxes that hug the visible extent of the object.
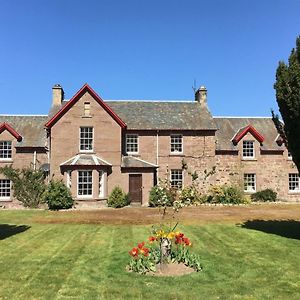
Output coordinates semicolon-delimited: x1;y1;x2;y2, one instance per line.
60;154;112;166
214;117;282;151
121;156;158;168
106;101;217;130
0;115;48;147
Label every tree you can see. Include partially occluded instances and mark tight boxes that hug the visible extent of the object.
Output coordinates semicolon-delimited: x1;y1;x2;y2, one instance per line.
273;35;300;172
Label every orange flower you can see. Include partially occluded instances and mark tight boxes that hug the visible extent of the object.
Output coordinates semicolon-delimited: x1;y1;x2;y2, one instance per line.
129;247;139;257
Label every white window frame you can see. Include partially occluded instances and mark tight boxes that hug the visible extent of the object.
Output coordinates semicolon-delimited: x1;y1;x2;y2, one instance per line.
77;170;93;198
244;173;256;192
170;134;183;154
66;171;72;189
79;127;94;152
242;140;255;159
0;141;12;160
126;134;139;154
170;169;183;189
289;173;300;192
0;179;11;200
99;170;105;198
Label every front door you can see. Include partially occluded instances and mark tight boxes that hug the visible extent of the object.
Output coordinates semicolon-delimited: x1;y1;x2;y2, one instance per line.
129;174;142;204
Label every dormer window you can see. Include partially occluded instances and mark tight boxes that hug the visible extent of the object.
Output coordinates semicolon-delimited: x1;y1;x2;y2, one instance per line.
288;151;292;160
242;141;254;158
0;141;12;160
170;134;183;154
126;134;138;154
80;127;93;152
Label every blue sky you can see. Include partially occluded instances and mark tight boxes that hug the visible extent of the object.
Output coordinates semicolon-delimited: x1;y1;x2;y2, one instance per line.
0;0;299;116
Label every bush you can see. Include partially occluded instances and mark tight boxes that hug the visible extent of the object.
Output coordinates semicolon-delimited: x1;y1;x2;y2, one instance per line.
179;185;201;205
0;166;46;208
149;185;174;207
108;186;129;208
44;180;74;210
251;189;277;202
207;184;247;204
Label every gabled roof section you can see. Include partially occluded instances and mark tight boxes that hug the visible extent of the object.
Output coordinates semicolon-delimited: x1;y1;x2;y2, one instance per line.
60;154;112;167
0;122;23;142
214;118;282;151
232;125;264;144
121;156;158;168
45;84;126;129
0;116;47;147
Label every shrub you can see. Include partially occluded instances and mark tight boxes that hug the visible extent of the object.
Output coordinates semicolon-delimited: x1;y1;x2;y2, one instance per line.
251;189;277;202
208;184;247;204
149;185;174;207
108;186;129;208
44;180;74;210
179;185;201;205
0;165;46;208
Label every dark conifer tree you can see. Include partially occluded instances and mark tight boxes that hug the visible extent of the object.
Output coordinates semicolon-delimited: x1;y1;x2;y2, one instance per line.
273;35;300;172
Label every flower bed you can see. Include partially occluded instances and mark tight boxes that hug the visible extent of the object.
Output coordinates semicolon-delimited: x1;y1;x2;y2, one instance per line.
127;230;201;275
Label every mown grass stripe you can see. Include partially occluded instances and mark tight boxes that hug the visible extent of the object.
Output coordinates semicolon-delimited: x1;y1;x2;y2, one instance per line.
54;225;109;299
0;225;85;298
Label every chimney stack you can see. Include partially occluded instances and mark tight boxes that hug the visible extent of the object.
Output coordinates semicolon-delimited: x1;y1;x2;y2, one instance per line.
52;84;64;106
195;86;207;107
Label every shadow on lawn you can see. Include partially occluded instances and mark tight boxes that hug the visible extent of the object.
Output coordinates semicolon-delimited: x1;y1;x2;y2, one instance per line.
0;224;30;240
240;220;300;240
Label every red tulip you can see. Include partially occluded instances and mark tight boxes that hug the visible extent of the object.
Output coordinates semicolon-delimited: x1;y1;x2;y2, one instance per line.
129;247;139;257
137;242;145;249
148;236;157;243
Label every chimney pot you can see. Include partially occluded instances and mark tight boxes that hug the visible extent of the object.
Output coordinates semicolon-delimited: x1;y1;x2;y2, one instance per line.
195;85;207;106
52;84;64;106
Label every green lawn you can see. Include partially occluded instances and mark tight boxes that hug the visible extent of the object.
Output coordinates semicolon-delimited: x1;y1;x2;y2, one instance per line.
0;210;300;299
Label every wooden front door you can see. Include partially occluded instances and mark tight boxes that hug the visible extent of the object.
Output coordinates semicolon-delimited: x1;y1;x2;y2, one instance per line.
129;174;142;204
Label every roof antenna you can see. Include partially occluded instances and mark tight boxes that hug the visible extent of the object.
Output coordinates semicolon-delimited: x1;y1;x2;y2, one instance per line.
192;79;197;93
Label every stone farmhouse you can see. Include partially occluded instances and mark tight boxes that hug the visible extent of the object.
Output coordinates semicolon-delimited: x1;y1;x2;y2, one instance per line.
0;83;299;207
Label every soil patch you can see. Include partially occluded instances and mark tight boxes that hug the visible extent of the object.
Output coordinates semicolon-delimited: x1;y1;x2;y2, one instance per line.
33;203;300;225
148;263;195;277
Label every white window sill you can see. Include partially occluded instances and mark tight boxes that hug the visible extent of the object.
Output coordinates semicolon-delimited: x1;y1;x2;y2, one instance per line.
288;190;300;194
170;152;184;156
0;159;13;162
242;158;257;161
0;197;12;201
127;152;139;156
76;195;93;199
244;190;256;194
